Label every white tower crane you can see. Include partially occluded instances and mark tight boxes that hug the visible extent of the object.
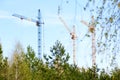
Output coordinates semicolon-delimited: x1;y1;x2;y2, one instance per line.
80;16;96;66
58;16;77;64
12;9;44;59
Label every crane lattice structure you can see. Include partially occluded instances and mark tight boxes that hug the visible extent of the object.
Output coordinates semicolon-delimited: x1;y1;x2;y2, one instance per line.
58;15;77;64
81;16;96;66
12;9;44;59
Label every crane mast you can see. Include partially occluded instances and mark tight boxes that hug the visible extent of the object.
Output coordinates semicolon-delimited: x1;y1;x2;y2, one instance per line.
58;16;77;64
72;25;76;65
37;9;43;59
12;9;44;59
80;16;96;66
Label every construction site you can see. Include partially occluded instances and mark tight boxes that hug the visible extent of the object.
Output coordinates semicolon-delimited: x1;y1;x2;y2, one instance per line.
0;0;120;79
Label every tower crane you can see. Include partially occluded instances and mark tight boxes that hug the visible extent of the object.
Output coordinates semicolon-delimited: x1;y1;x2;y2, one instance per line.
58;15;77;64
80;16;96;66
12;9;44;59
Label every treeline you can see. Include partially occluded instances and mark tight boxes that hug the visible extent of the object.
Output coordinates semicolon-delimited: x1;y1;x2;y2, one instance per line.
0;41;120;80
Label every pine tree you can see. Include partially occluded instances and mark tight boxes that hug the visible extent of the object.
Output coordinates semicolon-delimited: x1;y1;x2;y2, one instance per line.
0;43;4;79
44;40;70;79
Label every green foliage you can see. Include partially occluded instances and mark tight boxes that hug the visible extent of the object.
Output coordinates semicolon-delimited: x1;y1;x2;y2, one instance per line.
118;2;120;8
105;33;108;39
1;41;120;79
0;43;3;64
85;34;90;37
0;43;9;80
44;40;70;79
9;43;31;80
99;69;111;80
25;46;45;80
109;17;113;23
45;40;70;67
111;67;120;80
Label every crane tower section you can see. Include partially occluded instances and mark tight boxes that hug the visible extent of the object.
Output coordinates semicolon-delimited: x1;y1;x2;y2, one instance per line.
37;9;43;59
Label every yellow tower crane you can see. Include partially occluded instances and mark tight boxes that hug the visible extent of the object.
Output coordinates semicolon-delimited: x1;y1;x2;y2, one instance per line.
80;16;96;66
